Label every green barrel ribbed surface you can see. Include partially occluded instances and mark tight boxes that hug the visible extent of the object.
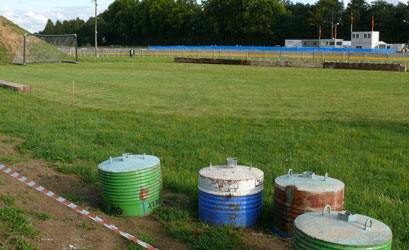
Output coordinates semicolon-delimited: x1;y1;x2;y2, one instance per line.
293;228;392;250
98;164;162;216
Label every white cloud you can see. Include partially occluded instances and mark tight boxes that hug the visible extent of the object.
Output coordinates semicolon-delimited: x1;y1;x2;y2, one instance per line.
26;11;48;24
56;12;65;20
0;4;95;33
1;6;48;32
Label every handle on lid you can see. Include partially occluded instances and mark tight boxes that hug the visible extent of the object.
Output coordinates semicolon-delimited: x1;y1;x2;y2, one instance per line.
324;172;328;181
303;171;315;179
337;211;356;222
322;205;332;216
364;219;373;231
287;169;293;177
226;158;237;168
122;153;133;161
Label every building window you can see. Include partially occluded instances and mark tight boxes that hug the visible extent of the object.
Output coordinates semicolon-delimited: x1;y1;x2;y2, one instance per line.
356;34;359;38
326;42;328;45
336;42;342;45
330;42;334;45
303;42;307;45
364;34;367;38
356;46;362;49
313;42;317;45
368;34;371;38
352;34;355;38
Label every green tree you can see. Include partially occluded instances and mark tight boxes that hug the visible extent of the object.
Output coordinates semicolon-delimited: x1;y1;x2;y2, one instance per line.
41;19;55;34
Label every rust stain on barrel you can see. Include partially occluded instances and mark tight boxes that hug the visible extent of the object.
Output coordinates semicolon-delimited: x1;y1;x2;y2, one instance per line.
273;183;344;236
139;188;149;202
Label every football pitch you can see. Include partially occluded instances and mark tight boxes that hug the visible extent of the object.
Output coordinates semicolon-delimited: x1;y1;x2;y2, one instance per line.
0;57;408;248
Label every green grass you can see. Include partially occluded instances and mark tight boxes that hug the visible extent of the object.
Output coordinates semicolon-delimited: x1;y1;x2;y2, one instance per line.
0;156;27;164
56;163;98;184
0;195;38;249
0;57;408;248
125;232;157;250
78;222;96;231
27;211;52;221
154;204;246;249
1;138;19;143
63;193;87;204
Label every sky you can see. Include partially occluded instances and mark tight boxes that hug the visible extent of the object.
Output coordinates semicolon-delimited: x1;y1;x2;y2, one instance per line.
0;0;115;32
0;0;406;33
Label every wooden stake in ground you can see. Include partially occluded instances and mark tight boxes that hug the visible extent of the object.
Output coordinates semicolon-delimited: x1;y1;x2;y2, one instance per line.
72;81;75;106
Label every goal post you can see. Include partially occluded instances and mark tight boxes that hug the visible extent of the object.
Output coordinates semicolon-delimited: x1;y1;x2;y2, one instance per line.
13;33;78;65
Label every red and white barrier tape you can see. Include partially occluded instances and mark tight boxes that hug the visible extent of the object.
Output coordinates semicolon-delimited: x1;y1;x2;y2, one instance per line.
0;164;157;250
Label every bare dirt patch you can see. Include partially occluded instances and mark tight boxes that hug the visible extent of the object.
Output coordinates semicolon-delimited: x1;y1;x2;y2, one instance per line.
0;135;291;249
0;135;188;250
0;16;25;63
244;228;291;250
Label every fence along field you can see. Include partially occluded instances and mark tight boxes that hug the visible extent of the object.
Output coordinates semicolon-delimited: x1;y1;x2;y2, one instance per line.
0;57;408;249
65;47;409;64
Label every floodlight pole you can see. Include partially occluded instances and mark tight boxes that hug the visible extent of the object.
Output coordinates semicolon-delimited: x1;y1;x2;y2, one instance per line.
92;0;98;58
404;20;409;43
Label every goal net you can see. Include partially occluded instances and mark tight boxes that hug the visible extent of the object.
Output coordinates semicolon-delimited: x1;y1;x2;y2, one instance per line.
13;34;78;65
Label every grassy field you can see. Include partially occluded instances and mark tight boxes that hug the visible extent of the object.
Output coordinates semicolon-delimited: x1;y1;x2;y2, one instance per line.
0;57;408;249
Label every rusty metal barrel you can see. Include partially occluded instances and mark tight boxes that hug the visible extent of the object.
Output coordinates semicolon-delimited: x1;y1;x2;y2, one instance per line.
293;205;393;249
273;169;344;238
98;153;162;217
198;158;264;227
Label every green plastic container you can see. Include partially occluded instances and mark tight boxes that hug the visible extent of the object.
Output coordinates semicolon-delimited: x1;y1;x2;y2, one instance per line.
293;205;392;250
98;154;162;216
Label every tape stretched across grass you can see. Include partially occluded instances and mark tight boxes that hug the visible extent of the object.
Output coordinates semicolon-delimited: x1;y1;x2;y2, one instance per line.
0;164;157;250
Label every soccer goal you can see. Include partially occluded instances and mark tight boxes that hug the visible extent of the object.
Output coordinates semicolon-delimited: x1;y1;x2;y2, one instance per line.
13;33;78;65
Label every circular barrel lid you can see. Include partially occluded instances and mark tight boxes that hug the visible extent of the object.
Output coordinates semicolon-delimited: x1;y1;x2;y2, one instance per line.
294;206;392;246
275;169;344;192
198;158;264;196
98;153;160;173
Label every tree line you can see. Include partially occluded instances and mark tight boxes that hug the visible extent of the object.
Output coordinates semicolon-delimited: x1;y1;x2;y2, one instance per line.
40;0;409;47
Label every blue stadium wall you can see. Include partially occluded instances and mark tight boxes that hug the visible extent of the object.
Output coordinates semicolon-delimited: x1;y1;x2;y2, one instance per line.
148;45;395;53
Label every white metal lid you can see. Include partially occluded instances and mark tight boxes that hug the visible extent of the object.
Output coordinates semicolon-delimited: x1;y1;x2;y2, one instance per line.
198;158;264;196
98;153;160;173
275;169;344;192
294;206;392;246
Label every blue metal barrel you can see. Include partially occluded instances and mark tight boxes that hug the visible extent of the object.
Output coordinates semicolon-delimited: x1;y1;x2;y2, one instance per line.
199;190;263;227
198;158;264;227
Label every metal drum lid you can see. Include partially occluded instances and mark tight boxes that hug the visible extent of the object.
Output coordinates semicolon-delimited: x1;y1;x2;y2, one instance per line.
275;169;344;192
294;206;392;246
198;158;264;196
98;153;160;173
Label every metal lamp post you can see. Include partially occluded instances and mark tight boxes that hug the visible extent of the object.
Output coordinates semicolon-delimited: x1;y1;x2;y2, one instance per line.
92;0;98;58
404;20;409;43
331;23;339;39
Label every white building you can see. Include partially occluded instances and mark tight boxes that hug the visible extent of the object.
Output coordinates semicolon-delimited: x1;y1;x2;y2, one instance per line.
351;31;379;49
285;40;302;48
285;39;345;48
319;39;344;48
